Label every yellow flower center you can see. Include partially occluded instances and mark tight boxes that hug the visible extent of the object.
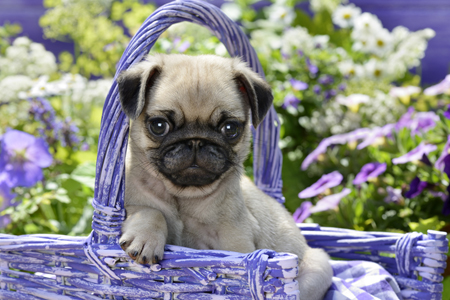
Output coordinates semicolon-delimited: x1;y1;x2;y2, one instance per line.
371;137;386;147
12;149;27;163
343;13;352;19
377;40;384;47
374;69;382;77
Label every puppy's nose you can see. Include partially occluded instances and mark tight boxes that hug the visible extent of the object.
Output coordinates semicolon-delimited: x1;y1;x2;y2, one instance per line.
187;139;204;149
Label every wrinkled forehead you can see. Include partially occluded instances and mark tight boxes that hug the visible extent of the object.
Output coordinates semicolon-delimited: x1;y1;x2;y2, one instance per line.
145;59;248;124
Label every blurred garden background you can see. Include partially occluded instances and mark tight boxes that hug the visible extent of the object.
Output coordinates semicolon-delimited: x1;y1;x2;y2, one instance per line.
0;0;449;295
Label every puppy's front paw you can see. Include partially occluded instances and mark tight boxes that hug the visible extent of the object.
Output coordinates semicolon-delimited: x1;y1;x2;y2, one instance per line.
119;208;168;265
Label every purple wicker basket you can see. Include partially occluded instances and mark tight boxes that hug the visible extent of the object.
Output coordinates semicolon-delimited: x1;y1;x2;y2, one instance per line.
0;0;448;299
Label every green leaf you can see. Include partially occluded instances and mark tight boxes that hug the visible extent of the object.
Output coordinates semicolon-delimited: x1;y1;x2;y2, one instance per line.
70;162;96;190
408;216;446;234
443;276;450;300
69;199;94;236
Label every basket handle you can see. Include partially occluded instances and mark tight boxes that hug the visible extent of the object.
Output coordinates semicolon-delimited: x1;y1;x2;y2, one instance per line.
91;0;284;243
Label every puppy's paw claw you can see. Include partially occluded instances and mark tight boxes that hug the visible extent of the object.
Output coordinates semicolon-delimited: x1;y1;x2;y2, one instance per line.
152;255;159;264
119;240;128;250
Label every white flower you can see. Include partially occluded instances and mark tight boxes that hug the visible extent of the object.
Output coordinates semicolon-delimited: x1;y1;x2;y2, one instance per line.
337;60;356;77
371;28;394;57
281;27;314;54
389;28;435;71
336;94;370;112
312;35;330;49
352;12;383;38
332;4;361;28
389;86;421;98
221;2;242;21
12;36;31;47
389;86;421;105
265;0;295;26
364;58;391;80
0;75;34;102
392;26;410;43
0;37;57;80
352;35;376;53
310;0;345;13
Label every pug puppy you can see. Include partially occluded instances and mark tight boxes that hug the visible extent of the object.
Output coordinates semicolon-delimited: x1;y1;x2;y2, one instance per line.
117;54;332;300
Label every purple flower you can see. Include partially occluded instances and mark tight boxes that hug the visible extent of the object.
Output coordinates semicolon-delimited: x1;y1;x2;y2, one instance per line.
443;156;450;215
309;188;351;213
281;52;290;60
384;186;403;204
290;79;308;91
306;58;318;74
423;74;450;96
293;201;313;223
357;124;395;150
81;143;90;151
301;128;372;170
0;175;16;228
435;135;450;171
177;41;190;53
299;171;343;198
338;83;347;91
444;105;450;120
313;85;321;95
392;143;437;165
396;107;439;136
318;75;334;85
353;162;386;185
324;89;337;100
444;188;450;215
0;130;53;188
404;177;430;198
60;117;80;149
281;94;300;109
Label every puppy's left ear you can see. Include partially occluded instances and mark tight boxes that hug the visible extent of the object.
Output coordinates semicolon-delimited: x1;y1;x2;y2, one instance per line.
233;61;273;127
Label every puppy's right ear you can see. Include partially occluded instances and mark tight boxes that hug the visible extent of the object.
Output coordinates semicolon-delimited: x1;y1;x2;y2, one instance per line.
116;60;162;120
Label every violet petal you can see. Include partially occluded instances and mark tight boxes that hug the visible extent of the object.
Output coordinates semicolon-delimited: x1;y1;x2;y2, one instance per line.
299;171;343;198
353;162;386;185
293;201;313;223
309;188;351;213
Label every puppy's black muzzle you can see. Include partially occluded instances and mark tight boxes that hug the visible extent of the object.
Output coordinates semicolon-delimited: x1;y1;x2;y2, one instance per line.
159;138;230;186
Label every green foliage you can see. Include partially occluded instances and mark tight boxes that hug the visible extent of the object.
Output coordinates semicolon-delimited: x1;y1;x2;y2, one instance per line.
0;22;22;55
40;0;156;77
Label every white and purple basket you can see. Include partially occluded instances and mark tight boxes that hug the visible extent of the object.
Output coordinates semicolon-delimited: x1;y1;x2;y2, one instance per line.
0;1;448;299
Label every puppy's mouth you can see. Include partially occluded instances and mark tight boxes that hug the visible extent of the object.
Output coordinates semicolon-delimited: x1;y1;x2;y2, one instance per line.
156;139;231;187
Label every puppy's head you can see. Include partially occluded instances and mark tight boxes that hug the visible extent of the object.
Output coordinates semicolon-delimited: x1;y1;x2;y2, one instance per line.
117;54;273;197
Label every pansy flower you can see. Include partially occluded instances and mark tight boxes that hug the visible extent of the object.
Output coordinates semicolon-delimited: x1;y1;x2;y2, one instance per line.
353;162;386;185
0;129;53;188
0;175;16;228
298;171;343;198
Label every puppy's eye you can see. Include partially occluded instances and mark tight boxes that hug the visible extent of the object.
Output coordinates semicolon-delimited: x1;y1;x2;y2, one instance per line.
148;118;170;136
221;122;240;139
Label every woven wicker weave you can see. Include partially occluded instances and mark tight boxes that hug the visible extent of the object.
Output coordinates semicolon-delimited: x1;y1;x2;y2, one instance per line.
0;0;448;299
